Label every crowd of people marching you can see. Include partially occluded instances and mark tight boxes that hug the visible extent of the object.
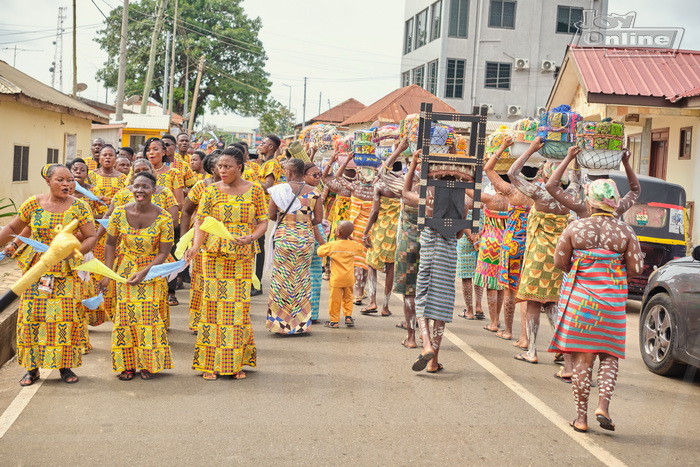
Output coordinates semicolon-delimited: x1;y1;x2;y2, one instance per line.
0;130;643;433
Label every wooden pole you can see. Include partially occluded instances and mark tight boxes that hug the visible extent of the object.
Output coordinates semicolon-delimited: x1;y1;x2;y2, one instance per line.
167;0;178;115
115;0;129;120
72;0;77;95
187;55;205;135
141;0;168;113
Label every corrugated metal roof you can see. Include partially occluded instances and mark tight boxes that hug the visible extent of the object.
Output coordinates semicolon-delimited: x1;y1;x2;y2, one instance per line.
109;113;171;130
0;60;107;122
340;84;457;126
570;47;700;101
309;98;366;124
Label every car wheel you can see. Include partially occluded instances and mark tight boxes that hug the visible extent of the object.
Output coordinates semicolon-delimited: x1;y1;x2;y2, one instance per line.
639;293;685;376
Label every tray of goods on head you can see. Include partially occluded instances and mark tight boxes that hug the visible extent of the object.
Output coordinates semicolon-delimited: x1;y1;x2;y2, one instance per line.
575;119;625;174
401;113;456;155
372;124;399;159
352;130;380;167
537;105;582;160
333;134;353;155
509;118;546;164
302;123;340;156
485;125;517;174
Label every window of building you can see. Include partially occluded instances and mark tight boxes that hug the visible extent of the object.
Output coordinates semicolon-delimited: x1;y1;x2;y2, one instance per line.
47;148;59;164
485;61;511;89
13;145;29;182
402;71;410;87
448;0;469;37
427;60;439;95
445;59;466;99
412;65;425;88
430;1;443;41
488;0;516;29
404;18;414;54
415;8;429;49
556;6;583;34
679;127;692;160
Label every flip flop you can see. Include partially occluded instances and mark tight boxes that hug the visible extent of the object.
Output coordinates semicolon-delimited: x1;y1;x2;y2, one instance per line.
401;338;417;349
381;311;392;317
474;313;486;320
495;330;512;340
596;414;615;431
569;420;587;433
360;307;378;314
426;363;444;373
411;351;435;372
514;353;538;364
459;310;476;320
395;322;408;329
513;342;528;351
554;353;565;363
554;370;572;383
483;325;498;333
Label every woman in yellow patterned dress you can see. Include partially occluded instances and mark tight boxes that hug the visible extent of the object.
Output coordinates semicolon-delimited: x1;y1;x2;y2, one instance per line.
144;137;185;209
90;145;128;261
181;153;221;332
0;164;96;386
100;172;174;381
185;148;268;380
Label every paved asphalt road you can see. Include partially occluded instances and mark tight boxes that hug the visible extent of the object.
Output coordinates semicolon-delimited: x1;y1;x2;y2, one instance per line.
0;276;698;466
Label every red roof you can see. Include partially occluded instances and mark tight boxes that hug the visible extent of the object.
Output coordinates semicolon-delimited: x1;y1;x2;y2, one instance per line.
308;98;366;125
340;84;457;126
570;47;700;102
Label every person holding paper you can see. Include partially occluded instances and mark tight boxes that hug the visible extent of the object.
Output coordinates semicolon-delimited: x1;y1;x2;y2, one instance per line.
0;164;96;386
185;147;268;380
100;172;174;381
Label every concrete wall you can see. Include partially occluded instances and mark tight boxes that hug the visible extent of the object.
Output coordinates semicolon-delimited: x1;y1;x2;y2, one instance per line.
0;100;93;207
401;0;601;118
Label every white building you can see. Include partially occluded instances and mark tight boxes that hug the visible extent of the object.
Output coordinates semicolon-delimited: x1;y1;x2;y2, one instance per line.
400;0;608;120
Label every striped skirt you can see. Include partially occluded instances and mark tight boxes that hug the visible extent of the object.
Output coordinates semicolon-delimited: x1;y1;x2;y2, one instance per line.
310;241;323;321
415;228;458;323
549;249;628;359
348;196;373;270
456;235;477;279
474;209;508;290
394;206;421;296
498;205;530;291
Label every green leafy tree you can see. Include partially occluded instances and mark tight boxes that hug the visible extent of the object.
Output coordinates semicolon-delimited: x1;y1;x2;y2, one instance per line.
95;0;271;121
258;101;295;136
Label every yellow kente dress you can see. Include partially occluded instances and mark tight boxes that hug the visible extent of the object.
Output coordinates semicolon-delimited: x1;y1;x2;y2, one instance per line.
192;183;267;375
112;186;178;212
91;172;128;260
185;180;210;331
171;155;199;189
107;206;174;373
156;168;184;194
15;196;94;370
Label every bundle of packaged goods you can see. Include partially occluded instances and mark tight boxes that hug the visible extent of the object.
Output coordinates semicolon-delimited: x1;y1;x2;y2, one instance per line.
537;105;582;159
454;134;468;155
353;130;380;167
373;124;399;159
575;119;625;171
509;117;542;161
486;125;517;173
333;134;353;155
300;123;339;154
400;114;455;153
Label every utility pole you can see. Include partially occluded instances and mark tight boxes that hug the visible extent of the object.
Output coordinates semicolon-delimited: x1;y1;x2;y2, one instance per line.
318;91;322;115
51;7;66;91
163;31;170;114
167;0;178;115
187;55;205;135
115;0;129;121
72;0;77;95
302;77;307;128
183;57;189;114
141;0;169;113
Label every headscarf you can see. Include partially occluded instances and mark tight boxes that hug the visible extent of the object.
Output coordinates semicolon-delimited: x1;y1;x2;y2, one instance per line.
541;161;569;186
41;163;56;180
585;178;620;213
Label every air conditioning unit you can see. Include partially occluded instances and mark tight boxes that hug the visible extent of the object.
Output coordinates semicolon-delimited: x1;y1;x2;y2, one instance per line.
514;58;529;70
507;105;522;117
541;60;557;72
479;103;494;114
535;106;547;116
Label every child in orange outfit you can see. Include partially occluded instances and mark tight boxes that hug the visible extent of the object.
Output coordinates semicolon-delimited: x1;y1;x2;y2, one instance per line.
316;221;365;328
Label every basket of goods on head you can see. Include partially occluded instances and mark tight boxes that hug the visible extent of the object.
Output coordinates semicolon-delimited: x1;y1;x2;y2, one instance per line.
401;113;455;154
353;130;380;167
333;134;353;155
373;124;399;159
537;105;582;160
301;123;340;155
575;119;625;171
486;125;517;173
510;118;545;164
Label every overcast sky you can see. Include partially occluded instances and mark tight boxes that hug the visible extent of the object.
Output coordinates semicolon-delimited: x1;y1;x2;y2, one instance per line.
1;0;698;130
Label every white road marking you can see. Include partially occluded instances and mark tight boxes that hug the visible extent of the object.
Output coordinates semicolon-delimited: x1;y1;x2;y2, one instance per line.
0;369;53;439
383;279;626;467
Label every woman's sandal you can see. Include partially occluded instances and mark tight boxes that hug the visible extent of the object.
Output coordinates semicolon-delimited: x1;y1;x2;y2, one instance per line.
345;316;355;327
59;368;79;384
168;294;179;306
118;370;135;381
231;371;246;380
140;370;154;380
202;372;218;381
19;369;40;387
323;321;339;328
